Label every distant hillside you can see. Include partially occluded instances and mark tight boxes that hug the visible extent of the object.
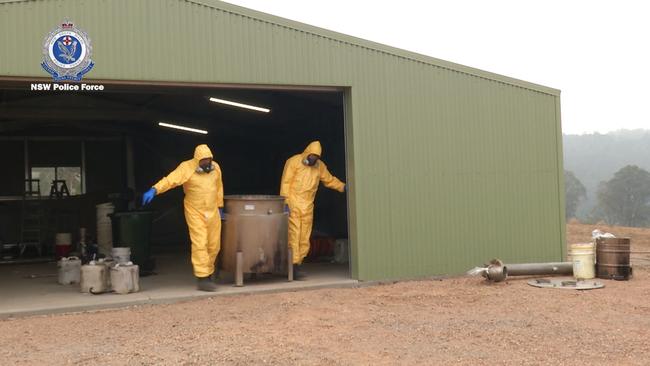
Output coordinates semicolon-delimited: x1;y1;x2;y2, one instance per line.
563;129;650;220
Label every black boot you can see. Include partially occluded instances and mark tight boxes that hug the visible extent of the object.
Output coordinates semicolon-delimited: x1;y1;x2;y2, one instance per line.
293;264;307;280
197;276;218;292
210;271;220;283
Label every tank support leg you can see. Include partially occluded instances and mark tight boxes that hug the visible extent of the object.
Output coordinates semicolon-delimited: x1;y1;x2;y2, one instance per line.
235;251;244;287
288;248;294;282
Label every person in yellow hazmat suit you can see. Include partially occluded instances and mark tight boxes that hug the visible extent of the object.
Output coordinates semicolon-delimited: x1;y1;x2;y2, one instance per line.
142;144;223;292
280;141;346;279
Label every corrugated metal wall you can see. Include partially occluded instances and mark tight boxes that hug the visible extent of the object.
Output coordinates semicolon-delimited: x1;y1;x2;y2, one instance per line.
0;0;565;281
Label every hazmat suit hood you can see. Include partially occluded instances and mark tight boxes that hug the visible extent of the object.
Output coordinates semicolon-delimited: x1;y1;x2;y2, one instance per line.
301;141;322;159
194;144;214;161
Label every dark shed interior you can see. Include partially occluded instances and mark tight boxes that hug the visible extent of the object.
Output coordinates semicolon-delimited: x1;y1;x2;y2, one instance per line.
0;82;348;257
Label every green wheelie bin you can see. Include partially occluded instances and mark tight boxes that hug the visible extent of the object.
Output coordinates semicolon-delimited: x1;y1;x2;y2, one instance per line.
110;211;154;274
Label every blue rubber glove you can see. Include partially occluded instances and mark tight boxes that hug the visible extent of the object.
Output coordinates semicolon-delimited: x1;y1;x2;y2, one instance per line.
284;204;290;214
142;188;156;206
219;207;224;218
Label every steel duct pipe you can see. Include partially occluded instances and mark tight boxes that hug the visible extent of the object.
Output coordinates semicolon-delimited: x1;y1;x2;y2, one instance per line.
478;259;573;282
506;262;573;276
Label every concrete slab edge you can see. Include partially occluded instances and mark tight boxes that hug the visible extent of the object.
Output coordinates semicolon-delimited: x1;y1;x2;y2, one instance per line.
1;280;360;319
1;274;454;320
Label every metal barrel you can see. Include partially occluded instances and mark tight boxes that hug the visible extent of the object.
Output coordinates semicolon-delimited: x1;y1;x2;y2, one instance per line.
596;237;632;280
220;195;289;275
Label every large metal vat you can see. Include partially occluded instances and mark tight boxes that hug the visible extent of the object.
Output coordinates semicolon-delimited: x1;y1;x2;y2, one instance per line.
596;237;632;280
220;195;290;285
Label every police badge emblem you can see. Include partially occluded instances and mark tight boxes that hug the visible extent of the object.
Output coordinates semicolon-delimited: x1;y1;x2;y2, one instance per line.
41;21;94;82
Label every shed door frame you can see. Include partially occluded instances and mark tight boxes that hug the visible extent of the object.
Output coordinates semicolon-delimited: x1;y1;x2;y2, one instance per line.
0;76;358;280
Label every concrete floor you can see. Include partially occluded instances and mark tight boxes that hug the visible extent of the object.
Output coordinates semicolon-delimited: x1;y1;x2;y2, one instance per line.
0;254;355;318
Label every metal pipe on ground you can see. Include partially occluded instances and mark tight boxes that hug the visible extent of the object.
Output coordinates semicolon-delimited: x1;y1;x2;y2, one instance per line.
472;259;573;282
506;262;573;276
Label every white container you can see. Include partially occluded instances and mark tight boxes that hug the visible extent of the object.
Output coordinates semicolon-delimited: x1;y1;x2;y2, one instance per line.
80;261;110;294
57;256;81;285
111;247;132;264
570;243;596;280
110;262;140;294
96;203;115;256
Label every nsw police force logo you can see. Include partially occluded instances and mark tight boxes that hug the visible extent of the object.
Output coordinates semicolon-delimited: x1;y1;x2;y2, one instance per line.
41;21;94;82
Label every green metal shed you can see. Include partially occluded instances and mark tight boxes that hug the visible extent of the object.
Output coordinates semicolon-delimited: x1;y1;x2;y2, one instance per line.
0;0;565;281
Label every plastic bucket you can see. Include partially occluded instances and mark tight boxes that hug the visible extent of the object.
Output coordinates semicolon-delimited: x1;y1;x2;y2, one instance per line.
55;244;72;259
569;243;595;279
111;247;132;264
54;233;72;259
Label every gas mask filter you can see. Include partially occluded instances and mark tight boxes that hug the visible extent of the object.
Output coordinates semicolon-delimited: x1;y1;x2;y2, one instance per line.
304;156;319;166
196;163;214;173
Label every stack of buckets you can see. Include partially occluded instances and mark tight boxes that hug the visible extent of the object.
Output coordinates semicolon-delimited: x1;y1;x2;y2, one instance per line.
96;203;115;256
569;242;596;280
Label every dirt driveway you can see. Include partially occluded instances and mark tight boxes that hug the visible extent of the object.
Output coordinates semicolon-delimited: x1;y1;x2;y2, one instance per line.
1;223;649;365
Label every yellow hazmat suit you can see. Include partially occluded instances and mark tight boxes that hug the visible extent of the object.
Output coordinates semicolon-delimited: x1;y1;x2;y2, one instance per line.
280;141;345;264
152;145;223;278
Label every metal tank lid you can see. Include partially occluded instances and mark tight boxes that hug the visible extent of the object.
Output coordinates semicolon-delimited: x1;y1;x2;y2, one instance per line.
224;195;286;201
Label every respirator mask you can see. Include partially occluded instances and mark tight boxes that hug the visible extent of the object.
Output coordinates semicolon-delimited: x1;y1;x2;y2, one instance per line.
196;162;214;173
303;155;319;166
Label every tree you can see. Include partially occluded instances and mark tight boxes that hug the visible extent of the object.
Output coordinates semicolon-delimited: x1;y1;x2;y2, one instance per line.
564;170;587;220
596;165;650;227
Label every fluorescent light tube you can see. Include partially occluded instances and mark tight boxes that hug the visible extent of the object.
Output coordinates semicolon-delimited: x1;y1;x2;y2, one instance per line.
209;97;270;113
158;122;208;135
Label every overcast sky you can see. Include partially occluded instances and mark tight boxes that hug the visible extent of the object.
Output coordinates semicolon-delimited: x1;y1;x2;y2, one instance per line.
224;0;648;135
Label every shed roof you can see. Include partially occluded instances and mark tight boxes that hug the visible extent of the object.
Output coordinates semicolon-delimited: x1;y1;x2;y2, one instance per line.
0;0;560;95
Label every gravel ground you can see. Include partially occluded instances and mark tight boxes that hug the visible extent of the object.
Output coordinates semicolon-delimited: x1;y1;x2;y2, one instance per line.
1;224;649;365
